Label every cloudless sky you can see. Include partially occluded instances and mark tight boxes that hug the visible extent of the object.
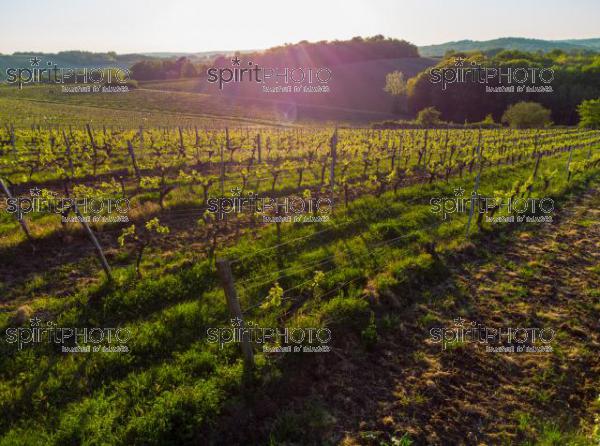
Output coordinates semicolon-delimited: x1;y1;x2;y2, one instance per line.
0;0;598;53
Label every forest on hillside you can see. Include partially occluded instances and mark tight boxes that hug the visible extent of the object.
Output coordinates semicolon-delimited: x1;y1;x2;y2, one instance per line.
406;50;600;125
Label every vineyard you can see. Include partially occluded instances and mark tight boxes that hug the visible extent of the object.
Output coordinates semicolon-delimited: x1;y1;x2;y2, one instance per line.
1;123;600;444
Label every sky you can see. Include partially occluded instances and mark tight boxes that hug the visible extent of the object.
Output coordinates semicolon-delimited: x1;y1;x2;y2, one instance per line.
0;0;598;54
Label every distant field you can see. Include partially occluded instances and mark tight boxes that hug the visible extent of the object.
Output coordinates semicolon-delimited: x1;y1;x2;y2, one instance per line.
0;57;438;127
0;96;277;129
0;84;386;128
0;85;290;128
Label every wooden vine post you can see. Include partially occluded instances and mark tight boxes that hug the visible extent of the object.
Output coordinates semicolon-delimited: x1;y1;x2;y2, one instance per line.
532;148;543;180
86;124;99;176
63;130;75;178
215;258;254;369
127;141;141;181
257;132;262;164
465;130;483;237
220;128;228;196
565;145;573;180
71;202;113;282
178;126;185;157
330;128;338;204
0;178;34;243
10;124;16;159
139;126;144;151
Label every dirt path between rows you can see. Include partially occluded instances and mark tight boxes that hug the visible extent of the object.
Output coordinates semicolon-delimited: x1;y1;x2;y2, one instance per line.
327;186;600;445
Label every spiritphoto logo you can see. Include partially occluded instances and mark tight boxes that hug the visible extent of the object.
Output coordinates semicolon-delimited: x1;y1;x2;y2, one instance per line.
207;318;332;353
206;187;332;222
3;187;130;222
430;317;555;352
4;317;131;352
430;187;554;222
429;57;554;92
207;56;332;93
2;56;131;90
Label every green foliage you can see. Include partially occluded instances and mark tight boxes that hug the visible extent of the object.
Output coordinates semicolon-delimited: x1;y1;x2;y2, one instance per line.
407;50;600;125
311;270;326;300
118;224;136;246
391;253;438;286
416;106;442;127
117;219;170;278
131;57;198;81
384;71;408;96
319;297;370;330
361;310;378;349
260;282;283;310
384;71;409;114
577;98;600;129
420;38;600;57
122;381;222;446
145;217;170;234
252;35;419;66
482;113;495;125
502;101;553;128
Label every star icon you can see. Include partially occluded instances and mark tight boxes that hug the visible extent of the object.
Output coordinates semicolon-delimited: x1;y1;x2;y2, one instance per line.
29;187;42;197
29;317;41;327
230;187;242;197
230;317;243;327
30;57;41;67
231;56;241;66
453;317;466;327
454;57;466;67
453;187;465;196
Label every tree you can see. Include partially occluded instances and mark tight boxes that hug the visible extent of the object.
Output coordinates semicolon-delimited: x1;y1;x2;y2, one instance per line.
482;114;495;125
501;102;552;128
577;98;600;129
416;107;442;127
384;71;408;114
130;60;164;81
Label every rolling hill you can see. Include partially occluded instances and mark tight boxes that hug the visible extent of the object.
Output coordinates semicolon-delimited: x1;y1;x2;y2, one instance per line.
419;37;600;56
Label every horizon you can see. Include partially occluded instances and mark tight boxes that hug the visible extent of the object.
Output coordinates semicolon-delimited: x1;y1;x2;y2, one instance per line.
1;35;599;57
1;0;599;53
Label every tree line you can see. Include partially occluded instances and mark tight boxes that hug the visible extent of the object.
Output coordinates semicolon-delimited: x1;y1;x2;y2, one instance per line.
403;49;600;125
130;36;419;81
